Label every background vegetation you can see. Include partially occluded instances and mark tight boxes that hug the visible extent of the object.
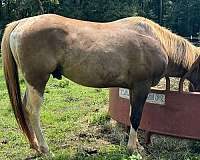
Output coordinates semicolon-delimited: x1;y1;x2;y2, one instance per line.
0;0;200;40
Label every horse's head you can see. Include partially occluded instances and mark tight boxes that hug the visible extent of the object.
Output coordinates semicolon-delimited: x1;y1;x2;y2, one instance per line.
187;56;200;92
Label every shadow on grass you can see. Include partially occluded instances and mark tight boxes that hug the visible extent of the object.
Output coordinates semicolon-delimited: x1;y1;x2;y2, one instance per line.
34;145;131;160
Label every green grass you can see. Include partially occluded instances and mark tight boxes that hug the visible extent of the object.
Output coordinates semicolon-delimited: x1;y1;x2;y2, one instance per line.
0;57;136;160
0;56;200;160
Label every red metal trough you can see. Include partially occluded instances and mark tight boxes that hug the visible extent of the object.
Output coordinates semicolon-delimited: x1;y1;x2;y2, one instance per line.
108;80;200;143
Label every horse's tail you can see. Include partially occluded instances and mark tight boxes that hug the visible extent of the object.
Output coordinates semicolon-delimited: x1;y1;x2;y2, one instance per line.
1;21;34;143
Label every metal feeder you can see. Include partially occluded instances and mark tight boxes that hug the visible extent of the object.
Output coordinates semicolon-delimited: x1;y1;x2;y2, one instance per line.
108;78;200;143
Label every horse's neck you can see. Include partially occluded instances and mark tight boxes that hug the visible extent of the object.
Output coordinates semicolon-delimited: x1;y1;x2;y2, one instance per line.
163;36;199;77
143;24;192;70
129;18;200;78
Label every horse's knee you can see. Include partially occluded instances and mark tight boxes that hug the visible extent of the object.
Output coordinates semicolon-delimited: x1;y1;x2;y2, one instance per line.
27;86;43;107
24;101;38;117
24;85;43;115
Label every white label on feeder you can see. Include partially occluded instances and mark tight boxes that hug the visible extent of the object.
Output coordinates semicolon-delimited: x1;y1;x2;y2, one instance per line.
119;88;165;105
119;88;130;99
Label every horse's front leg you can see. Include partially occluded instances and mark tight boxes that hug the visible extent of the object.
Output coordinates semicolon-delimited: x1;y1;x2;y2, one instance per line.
128;82;151;152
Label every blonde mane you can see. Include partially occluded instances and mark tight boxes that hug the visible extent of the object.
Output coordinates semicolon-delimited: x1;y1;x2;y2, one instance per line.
127;17;200;69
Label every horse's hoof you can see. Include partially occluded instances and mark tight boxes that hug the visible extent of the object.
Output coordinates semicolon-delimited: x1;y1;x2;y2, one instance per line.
136;142;144;151
127;144;137;153
34;145;50;157
30;143;40;153
39;146;49;155
37;151;55;158
127;143;144;153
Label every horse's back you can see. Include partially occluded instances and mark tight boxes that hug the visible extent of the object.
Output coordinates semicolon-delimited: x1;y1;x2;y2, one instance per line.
8;14;167;89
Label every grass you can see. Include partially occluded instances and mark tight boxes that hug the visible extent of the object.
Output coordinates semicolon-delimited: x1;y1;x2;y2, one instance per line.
0;56;133;160
0;56;200;160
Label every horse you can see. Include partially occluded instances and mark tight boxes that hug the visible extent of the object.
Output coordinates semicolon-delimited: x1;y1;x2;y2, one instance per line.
1;14;200;155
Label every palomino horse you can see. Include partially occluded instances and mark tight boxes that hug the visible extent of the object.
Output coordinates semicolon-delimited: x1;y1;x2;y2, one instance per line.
1;14;200;154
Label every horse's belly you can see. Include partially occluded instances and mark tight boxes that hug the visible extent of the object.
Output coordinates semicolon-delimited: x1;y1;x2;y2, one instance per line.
61;60;129;88
62;72;126;88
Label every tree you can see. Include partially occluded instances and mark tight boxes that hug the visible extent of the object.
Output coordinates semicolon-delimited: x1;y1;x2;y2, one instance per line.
0;0;2;18
37;0;44;14
0;0;200;40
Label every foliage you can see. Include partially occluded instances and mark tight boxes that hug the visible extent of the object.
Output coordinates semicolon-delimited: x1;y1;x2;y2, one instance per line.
0;0;200;39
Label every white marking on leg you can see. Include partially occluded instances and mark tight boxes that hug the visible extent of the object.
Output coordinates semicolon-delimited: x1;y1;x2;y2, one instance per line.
26;85;49;154
23;89;39;150
127;126;137;151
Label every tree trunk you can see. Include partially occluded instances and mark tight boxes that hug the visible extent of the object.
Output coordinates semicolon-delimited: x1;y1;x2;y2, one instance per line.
186;1;191;36
16;0;21;19
0;0;2;18
38;0;44;14
6;0;10;20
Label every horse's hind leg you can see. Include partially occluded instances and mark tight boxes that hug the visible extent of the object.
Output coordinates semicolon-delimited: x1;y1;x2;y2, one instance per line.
24;78;49;154
23;89;39;151
128;81;151;152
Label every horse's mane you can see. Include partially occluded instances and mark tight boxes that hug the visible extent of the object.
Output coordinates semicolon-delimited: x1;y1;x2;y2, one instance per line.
127;17;200;69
